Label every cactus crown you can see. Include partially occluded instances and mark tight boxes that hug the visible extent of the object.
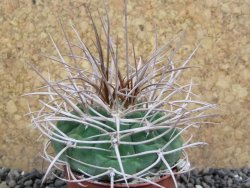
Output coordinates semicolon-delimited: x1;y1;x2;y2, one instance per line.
27;2;216;188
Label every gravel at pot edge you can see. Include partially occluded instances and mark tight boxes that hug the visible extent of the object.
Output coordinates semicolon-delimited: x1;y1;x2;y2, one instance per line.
176;167;250;188
0;167;249;188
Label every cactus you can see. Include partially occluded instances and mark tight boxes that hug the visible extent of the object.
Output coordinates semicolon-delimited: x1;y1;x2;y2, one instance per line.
27;2;216;187
52;106;183;181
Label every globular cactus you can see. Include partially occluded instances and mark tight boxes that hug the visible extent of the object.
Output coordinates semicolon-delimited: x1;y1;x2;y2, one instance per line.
27;2;216;187
52;106;183;181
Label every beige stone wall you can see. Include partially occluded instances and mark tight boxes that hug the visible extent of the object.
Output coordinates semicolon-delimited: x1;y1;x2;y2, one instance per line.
0;0;249;171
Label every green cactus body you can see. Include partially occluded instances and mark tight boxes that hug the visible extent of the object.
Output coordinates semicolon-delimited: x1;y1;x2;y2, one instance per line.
52;106;183;181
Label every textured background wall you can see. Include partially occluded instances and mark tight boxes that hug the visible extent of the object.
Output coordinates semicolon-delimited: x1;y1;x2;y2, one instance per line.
0;0;249;171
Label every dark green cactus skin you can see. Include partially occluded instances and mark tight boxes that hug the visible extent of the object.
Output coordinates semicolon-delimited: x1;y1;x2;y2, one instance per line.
51;107;183;181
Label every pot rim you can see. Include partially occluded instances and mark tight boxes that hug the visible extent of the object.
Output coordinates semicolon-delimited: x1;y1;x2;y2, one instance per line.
84;174;172;187
65;167;175;188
